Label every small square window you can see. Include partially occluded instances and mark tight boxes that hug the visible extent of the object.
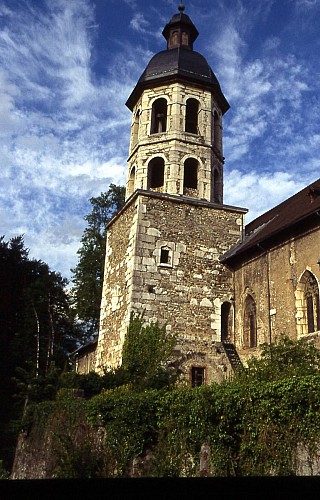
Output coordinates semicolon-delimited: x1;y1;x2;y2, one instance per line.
160;248;170;264
191;367;205;387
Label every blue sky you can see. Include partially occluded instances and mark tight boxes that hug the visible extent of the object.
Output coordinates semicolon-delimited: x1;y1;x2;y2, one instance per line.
1;0;319;279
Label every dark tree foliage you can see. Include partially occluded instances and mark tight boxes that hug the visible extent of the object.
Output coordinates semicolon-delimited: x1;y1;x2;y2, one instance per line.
71;184;125;335
0;235;83;469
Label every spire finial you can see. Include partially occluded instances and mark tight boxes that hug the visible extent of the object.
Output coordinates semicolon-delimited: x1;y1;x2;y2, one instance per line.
178;4;185;13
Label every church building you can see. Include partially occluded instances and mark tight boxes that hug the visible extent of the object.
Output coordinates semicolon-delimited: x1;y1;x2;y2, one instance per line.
75;6;320;384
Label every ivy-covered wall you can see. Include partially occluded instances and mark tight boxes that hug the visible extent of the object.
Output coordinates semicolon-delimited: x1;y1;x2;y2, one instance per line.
11;375;320;478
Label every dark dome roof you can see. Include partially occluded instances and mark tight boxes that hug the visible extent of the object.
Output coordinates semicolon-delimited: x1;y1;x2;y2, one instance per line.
126;48;229;113
138;48;219;87
125;8;229;114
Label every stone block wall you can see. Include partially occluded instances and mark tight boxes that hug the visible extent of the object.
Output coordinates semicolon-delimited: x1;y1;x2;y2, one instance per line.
233;226;320;363
95;200;138;372
126;82;223;202
96;190;246;381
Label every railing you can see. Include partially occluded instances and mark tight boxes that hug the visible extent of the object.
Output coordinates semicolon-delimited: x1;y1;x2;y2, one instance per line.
222;343;243;372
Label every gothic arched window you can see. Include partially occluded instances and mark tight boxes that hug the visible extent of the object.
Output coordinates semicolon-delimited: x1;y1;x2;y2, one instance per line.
147;157;165;189
243;295;257;348
151;98;167;134
296;270;320;335
185;98;199;134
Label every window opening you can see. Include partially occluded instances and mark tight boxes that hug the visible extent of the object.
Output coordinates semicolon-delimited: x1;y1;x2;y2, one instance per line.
148;157;165;189
243;295;257;348
170;30;179;47
185;98;199;134
302;271;320;333
182;31;188;46
213;111;220;149
183;158;198;192
151;98;167;134
159;246;172;266
221;302;231;342
160;248;170;264
132;109;140;146
127;166;135;197
191;367;205;387
213;169;221;203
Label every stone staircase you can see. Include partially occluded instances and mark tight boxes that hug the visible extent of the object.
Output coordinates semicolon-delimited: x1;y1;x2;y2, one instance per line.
221;343;243;372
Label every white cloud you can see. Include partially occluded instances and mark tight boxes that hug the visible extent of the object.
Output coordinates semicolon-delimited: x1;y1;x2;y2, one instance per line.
130;12;150;33
0;0;138;278
1;0;319;280
205;4;314;184
294;0;320;7
224;170;305;222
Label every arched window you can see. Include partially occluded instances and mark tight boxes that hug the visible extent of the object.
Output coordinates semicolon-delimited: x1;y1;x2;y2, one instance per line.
151;98;167;134
296;271;320;335
183;158;198;194
182;31;188;46
127;166;135;197
221;302;232;342
213;111;220;149
132;109;140;146
243;295;257;348
213;169;221;203
148;157;165;189
170;30;179;48
185;98;199;134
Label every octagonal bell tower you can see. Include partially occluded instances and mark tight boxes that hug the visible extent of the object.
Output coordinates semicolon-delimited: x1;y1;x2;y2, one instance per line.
125;4;229;204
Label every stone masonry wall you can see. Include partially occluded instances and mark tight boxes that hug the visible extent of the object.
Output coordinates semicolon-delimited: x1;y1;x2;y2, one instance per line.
95;201;138;372
127;82;223;202
96;190;246;382
233;226;320;363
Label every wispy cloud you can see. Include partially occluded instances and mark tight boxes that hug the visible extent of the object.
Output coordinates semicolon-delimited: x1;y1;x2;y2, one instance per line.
0;0;138;277
224;170;304;222
201;0;318;222
130;12;151;34
294;0;320;8
1;0;319;277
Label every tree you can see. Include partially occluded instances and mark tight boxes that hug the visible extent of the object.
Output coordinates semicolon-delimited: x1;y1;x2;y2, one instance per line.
121;314;178;389
71;184;125;335
0;235;82;469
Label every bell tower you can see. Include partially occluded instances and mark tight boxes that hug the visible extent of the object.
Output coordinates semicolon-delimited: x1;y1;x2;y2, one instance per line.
96;6;247;384
125;4;228;204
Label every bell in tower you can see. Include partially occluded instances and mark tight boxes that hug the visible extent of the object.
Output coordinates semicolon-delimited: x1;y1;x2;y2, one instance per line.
125;4;229;204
